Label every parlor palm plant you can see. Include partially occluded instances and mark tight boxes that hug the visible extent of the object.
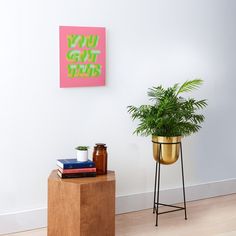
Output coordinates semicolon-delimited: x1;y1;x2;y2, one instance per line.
127;79;207;164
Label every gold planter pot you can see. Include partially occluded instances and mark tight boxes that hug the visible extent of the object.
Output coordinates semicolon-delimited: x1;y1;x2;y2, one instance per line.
152;136;181;165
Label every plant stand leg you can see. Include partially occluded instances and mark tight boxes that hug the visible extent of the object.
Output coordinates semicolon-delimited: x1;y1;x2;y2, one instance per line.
153;161;158;213
155;144;162;226
180;142;187;220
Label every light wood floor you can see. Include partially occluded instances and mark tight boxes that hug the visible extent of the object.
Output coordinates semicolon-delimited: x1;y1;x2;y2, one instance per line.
4;194;236;236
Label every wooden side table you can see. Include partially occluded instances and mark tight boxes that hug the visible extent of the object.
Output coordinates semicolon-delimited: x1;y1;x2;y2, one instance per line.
48;170;115;236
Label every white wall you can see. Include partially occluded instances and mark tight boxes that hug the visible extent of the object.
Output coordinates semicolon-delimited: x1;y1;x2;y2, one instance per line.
0;0;236;232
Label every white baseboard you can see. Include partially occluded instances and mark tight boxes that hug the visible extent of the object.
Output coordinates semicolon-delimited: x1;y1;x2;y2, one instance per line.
116;178;236;214
1;178;236;235
0;208;47;235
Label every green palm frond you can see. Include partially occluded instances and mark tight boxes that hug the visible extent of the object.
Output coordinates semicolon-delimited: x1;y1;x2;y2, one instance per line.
147;86;165;101
193;99;208;109
177;79;203;95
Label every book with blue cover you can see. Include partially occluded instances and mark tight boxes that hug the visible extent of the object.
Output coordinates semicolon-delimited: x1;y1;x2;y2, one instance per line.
57;159;95;169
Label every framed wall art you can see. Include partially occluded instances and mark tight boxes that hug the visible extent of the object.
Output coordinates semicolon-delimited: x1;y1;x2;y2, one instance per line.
59;26;106;88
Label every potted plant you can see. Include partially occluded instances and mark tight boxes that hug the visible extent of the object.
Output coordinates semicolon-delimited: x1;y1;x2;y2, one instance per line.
75;146;89;162
127;79;207;164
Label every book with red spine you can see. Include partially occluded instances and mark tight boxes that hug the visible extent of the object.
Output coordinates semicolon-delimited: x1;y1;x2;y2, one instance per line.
58;167;96;174
57;170;96;179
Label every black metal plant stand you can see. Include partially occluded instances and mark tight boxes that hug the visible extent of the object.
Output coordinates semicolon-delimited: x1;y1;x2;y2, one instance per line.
152;141;187;226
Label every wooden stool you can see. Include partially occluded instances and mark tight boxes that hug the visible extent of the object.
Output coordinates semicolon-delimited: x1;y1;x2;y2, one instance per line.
48;170;115;236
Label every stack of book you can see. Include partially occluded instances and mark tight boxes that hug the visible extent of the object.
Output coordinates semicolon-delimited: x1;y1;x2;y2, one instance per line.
56;159;96;179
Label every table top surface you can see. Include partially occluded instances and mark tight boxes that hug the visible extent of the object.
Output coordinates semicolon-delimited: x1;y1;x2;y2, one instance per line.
49;170;115;184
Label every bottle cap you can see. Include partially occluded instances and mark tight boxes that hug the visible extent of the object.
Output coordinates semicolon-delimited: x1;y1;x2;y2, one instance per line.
95;143;106;146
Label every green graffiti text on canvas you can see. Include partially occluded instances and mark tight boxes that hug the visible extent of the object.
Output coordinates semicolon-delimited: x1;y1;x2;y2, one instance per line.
66;34;101;78
67;64;101;78
67;35;99;48
66;50;100;63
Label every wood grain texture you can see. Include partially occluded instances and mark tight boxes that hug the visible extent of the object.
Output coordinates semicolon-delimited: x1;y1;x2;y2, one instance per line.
48;170;115;236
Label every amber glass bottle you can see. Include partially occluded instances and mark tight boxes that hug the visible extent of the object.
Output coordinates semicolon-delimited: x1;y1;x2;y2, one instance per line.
93;143;107;175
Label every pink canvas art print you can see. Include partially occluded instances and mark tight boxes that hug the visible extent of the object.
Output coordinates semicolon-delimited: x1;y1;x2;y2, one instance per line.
60;26;106;88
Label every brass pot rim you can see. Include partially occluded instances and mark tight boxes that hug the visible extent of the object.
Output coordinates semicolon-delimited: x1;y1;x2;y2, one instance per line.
152;135;182;143
152;135;182;138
